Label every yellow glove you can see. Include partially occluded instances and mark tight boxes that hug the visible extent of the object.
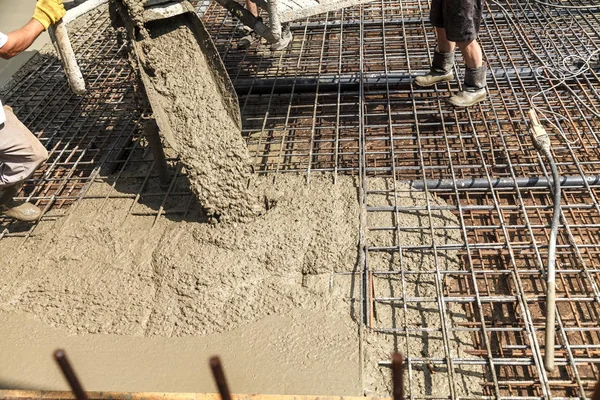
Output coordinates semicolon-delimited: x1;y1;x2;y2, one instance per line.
33;0;66;30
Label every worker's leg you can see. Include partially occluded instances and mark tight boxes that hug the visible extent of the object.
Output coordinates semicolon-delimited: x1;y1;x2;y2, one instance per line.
414;1;456;87
435;27;455;53
238;0;261;50
246;0;258;17
0;106;48;221
444;0;487;107
448;39;486;107
457;39;482;69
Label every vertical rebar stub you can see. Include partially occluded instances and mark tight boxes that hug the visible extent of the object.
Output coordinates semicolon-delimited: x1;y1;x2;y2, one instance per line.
210;356;232;400
53;349;89;400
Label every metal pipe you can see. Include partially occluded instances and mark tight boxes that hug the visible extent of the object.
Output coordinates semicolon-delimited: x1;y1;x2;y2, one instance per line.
233;67;593;94
64;0;109;23
286;9;600;30
409;175;600;190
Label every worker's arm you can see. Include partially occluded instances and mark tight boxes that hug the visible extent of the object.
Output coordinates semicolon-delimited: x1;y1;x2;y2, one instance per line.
0;0;66;60
0;20;45;60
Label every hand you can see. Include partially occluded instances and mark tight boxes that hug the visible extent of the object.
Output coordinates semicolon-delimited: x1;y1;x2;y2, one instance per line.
33;0;66;30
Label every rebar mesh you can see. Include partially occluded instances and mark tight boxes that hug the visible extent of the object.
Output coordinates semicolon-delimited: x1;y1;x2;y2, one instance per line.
207;1;600;397
1;0;599;398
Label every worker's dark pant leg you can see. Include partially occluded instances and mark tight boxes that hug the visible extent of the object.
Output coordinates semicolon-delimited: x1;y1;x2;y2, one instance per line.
430;0;484;42
0;106;48;188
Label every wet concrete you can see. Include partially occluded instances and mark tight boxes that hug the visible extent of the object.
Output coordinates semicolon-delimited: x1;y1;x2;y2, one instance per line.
0;310;361;394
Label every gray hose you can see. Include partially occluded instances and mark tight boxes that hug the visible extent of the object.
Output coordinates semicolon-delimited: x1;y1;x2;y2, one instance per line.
409;175;600;190
529;109;561;373
542;146;561;373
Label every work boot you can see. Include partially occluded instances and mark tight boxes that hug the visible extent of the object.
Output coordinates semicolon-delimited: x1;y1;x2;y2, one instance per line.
0;183;42;222
448;65;487;107
414;49;455;87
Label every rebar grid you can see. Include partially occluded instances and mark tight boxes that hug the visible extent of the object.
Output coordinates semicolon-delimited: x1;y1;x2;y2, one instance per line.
0;6;200;240
0;0;599;398
0;7;142;239
202;1;600;397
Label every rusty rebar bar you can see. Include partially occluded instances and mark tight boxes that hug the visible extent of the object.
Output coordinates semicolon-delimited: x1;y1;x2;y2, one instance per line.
53;349;88;400
392;353;405;400
210;356;232;400
593;374;600;400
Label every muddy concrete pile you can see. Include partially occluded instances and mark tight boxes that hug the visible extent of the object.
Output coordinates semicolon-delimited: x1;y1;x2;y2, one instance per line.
0;175;359;337
0;175;483;396
144;175;361;336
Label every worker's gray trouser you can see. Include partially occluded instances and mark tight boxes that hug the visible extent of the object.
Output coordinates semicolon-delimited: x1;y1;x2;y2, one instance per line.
0;106;48;188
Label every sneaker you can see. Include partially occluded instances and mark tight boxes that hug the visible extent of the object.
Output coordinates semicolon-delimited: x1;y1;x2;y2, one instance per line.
237;30;261;50
448;88;487;107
